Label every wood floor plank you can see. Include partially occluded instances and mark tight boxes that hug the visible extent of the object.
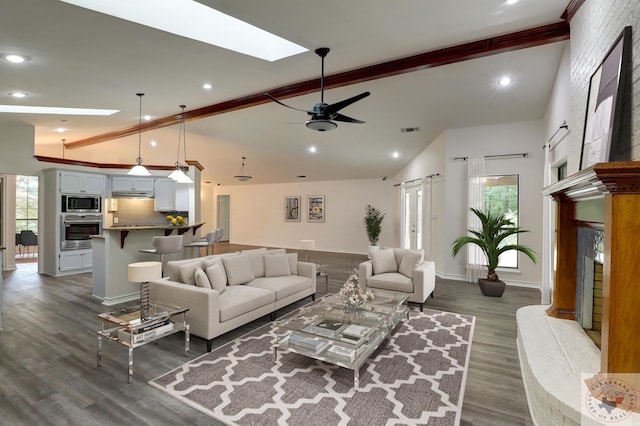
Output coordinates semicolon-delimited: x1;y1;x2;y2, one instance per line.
0;244;539;425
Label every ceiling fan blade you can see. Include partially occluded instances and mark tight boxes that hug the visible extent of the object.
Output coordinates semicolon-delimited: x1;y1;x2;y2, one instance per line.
332;113;365;124
265;93;314;114
325;91;370;115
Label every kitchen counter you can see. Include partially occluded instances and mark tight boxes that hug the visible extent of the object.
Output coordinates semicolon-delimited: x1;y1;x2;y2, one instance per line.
93;223;205;306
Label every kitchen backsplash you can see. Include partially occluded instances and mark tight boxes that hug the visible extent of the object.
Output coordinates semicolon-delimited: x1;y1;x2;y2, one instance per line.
112;199;187;226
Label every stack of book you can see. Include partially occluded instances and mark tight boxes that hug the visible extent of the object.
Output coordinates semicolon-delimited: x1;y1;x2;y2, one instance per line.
118;320;174;344
302;319;346;338
288;334;329;354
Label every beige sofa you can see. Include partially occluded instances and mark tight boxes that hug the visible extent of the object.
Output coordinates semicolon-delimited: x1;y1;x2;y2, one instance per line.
149;248;316;351
359;248;435;311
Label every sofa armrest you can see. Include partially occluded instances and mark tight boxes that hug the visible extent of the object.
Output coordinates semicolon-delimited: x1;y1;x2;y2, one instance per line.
412;261;436;302
148;279;221;340
359;261;373;290
297;261;317;292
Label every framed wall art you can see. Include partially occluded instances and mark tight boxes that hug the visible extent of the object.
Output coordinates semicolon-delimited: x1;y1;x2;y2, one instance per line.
307;195;325;223
284;196;301;222
580;26;631;170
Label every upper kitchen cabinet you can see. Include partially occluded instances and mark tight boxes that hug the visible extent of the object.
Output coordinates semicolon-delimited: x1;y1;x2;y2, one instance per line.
111;176;155;193
59;171;105;195
155;179;189;212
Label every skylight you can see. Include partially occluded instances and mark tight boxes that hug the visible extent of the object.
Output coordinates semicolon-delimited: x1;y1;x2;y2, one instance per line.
0;105;119;115
60;0;308;62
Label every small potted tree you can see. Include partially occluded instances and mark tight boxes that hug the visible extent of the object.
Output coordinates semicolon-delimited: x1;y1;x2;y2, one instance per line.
451;208;536;297
363;204;385;250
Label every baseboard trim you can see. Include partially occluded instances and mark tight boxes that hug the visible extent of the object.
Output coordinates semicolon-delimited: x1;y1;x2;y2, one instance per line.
98;293;140;306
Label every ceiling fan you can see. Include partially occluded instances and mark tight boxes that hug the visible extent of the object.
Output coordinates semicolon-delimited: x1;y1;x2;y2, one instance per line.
266;47;370;131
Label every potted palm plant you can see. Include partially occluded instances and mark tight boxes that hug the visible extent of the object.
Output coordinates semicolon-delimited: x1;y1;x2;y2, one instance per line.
363;204;385;249
451;208;536;297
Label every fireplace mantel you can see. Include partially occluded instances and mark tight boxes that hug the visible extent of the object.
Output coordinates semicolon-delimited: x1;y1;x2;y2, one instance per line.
543;161;640;373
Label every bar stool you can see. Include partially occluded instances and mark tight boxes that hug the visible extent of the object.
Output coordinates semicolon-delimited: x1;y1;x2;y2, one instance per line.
183;229;217;257
139;235;183;275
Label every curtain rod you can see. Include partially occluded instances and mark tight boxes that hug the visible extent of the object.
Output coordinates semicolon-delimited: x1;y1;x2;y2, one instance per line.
451;152;529;161
543;120;569;149
393;173;440;187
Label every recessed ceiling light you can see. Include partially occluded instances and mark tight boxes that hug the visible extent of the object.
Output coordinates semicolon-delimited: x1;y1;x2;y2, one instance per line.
56;128;66;133
150;140;157;147
392;152;400;158
308;146;317;153
499;76;512;87
60;0;308;61
3;54;29;63
506;0;518;4
0;105;120;115
143;115;151;121
9;92;27;98
203;83;212;90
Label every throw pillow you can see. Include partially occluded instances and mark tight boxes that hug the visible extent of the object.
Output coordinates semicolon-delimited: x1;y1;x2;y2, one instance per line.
206;263;227;293
201;257;228;286
168;259;199;282
222;254;256;285
265;253;291;277
179;261;202;285
398;251;423;278
194;267;212;289
371;249;397;274
241;248;268;278
288;253;298;275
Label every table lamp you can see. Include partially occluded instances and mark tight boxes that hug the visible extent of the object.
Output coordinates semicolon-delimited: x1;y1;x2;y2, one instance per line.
299;239;315;262
128;261;162;321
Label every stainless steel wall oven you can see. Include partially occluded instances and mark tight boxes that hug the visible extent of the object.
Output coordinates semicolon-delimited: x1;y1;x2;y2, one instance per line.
60;214;102;250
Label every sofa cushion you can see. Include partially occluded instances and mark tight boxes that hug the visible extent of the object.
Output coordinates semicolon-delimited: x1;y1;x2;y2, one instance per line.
288;253;298;275
167;258;200;282
265;253;291;277
367;272;414;293
247;275;311;301
206;263;227;294
222;254;256;285
219;285;275;322
201;257;228;286
371;249;397;274
398;251;423;278
392;248;424;269
194;267;212;289
241;248;268;278
179;261;202;285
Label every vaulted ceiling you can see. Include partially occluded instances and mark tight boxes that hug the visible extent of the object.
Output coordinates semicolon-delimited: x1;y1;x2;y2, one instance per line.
0;0;570;184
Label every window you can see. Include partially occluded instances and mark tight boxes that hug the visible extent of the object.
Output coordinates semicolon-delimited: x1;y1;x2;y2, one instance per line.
16;175;39;233
482;175;519;268
557;162;568;181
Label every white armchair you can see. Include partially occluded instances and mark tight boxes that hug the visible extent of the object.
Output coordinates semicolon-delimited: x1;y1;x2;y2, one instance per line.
359;248;435;311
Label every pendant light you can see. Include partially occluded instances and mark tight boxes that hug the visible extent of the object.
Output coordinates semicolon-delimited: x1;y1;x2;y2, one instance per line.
234;156;252;182
168;104;193;184
127;93;152;176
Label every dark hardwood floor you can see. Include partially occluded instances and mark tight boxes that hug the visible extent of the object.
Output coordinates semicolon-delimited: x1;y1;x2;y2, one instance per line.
0;244;538;425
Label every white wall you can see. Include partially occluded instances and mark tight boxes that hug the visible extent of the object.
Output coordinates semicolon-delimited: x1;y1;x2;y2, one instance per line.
544;43;572;167
213;179;395;254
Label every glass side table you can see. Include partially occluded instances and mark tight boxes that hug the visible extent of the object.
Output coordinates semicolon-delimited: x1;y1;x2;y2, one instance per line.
97;302;189;383
316;263;329;291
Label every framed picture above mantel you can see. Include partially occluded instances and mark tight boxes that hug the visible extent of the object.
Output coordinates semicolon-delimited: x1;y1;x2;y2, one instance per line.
579;26;631;170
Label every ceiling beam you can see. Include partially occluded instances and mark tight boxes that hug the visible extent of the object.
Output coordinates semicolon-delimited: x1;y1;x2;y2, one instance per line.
561;0;586;21
66;21;570;149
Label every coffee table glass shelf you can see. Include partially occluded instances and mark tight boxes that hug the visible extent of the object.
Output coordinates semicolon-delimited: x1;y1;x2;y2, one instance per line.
97;302;189;383
273;291;409;388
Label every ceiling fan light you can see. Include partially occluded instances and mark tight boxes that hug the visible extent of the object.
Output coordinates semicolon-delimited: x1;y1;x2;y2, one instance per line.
306;119;337;131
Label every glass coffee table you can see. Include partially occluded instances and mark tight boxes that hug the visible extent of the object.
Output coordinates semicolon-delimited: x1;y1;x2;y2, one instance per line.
273;291;409;388
97;302;189;383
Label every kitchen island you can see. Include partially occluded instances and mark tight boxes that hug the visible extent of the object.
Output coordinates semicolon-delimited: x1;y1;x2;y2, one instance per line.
93;222;204;305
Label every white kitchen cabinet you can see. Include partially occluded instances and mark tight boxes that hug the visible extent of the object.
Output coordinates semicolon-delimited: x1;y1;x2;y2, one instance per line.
59;249;93;272
155;179;189;211
59;171;105;195
111;177;155;192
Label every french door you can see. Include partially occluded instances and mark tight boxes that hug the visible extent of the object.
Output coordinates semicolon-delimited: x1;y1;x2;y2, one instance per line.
401;181;432;258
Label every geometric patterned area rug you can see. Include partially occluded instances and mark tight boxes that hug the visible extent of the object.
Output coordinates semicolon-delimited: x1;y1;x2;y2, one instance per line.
150;307;475;426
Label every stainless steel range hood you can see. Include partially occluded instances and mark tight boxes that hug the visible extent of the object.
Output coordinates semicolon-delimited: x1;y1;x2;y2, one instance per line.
110;191;155;199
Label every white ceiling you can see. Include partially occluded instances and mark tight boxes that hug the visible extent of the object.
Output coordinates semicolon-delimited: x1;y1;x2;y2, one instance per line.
0;0;569;185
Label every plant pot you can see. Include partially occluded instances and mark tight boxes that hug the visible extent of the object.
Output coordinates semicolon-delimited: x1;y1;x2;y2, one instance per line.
478;278;505;297
368;245;379;259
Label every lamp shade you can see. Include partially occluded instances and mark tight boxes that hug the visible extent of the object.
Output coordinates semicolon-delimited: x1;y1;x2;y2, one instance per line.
128;261;162;283
299;239;316;250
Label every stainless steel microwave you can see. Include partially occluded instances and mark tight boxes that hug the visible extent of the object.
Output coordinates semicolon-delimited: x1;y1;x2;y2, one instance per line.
61;195;101;213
